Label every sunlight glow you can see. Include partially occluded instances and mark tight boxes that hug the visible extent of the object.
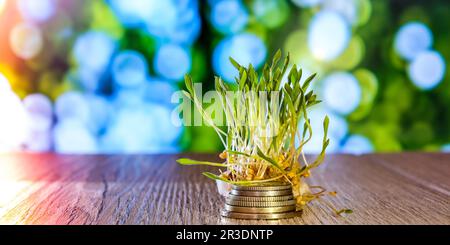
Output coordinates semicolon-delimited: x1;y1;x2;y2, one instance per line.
0;90;28;152
0;0;6;14
308;10;350;61
9;23;43;60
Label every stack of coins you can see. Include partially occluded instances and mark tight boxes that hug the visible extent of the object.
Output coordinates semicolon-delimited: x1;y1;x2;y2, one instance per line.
221;182;301;220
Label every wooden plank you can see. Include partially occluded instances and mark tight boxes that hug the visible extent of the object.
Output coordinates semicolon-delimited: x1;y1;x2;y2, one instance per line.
0;153;449;224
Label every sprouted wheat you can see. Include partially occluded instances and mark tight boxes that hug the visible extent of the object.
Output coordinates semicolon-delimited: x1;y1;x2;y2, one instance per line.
177;50;351;216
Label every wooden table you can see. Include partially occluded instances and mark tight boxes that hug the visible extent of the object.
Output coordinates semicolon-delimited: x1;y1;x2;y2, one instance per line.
0;153;449;225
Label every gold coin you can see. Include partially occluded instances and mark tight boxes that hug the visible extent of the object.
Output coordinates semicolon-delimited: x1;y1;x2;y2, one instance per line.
232;183;291;191
230;189;292;197
226;199;296;207
227;194;294;202
220;210;302;220
223;204;295;213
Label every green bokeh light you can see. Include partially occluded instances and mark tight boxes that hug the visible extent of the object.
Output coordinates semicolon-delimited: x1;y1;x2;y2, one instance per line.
349;68;378;121
251;0;290;29
327;36;365;70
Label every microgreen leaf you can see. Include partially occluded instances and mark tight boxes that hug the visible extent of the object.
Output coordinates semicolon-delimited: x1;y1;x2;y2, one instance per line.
271;49;282;69
177;158;227;167
181;51;333;212
229;57;241;70
202;172;228;182
302;73;317;91
336;209;353;216
256;147;285;173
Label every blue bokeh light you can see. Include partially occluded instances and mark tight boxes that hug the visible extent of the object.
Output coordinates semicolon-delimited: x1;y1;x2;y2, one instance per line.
53;119;98;153
408;50;446;90
112;87;145;108
213;33;267;82
55;91;90;124
143;1;178;35
70;68;102;92
154;44;191;81
23;94;53;132
108;0;156;28
24;130;52;152
341;134;374;155
210;0;249;35
149;104;183;145
100;106;155;153
308;10;351;61
322;72;362;115
112;50;148;88
22;93;53;152
111;0;201;44
165;1;202;45
322;0;358;25
17;0;56;23
442;144;450;152
84;94;112;135
22;93;52;117
25;112;52;135
100;103;181;153
394;22;433;61
143;78;178;105
73;31;116;73
298;106;348;153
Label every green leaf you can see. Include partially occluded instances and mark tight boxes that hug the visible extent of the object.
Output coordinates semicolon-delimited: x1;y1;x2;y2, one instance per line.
337;209;353;215
184;75;194;94
305;91;313;101
273;68;282;90
214;76;222;93
302;73;317;91
202;172;228;182
297;68;303;83
323;115;329;144
307;100;321;108
293;68;302;91
239;70;247;90
271;49;282;69
227;130;232;150
283;86;296;117
278;52;290;81
226;150;252;158
256;147;285;173
229;57;241;70
177;158;227;167
287;65;297;85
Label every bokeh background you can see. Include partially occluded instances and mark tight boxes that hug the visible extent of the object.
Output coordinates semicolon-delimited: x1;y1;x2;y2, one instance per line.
0;0;449;154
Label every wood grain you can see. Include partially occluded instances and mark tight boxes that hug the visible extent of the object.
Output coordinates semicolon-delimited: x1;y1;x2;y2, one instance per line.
0;153;449;224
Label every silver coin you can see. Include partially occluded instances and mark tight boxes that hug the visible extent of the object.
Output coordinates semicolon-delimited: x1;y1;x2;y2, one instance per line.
232;183;291;191
227;194;294;202
221;210;302;220
223;204;295;213
230;189;292;197
226;199;296;207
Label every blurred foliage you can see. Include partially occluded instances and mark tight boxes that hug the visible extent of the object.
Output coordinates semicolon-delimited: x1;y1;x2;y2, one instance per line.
0;0;449;153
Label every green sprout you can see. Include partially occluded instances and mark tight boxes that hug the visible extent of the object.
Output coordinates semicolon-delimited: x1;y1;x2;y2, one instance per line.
178;50;347;213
